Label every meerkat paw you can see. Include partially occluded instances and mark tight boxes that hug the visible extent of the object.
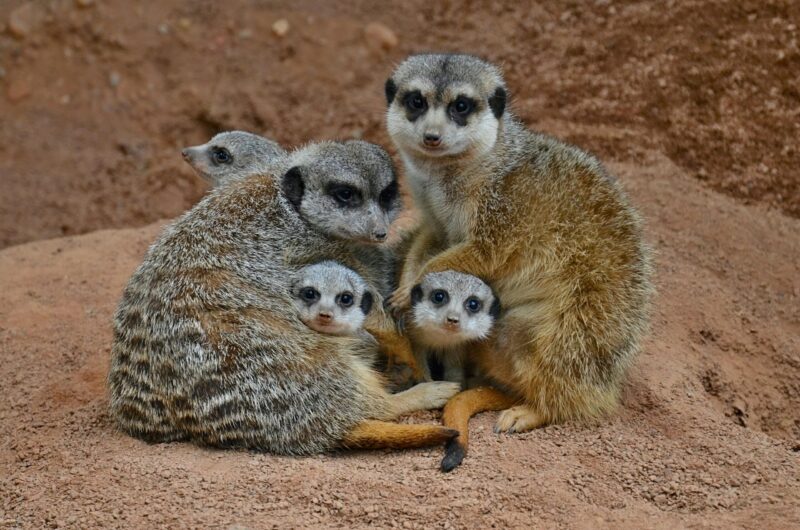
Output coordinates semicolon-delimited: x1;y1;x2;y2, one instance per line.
386;286;413;316
419;381;462;409
494;405;545;434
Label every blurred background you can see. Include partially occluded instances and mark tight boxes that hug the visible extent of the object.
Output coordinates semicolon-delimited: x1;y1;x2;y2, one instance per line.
0;0;798;249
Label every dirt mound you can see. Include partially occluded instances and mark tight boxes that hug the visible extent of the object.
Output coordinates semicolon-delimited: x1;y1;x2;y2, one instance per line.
1;0;799;249
1;151;798;528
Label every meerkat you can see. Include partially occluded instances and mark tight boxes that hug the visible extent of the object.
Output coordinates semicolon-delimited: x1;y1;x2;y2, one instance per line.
182;130;286;187
292;261;376;337
385;53;654;471
108;139;460;455
407;271;500;387
184;132;422;387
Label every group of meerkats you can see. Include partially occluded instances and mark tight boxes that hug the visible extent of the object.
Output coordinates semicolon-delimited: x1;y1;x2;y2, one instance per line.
108;53;653;471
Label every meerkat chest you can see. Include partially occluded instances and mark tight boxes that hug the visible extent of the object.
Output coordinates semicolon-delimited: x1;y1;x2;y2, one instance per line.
426;184;471;244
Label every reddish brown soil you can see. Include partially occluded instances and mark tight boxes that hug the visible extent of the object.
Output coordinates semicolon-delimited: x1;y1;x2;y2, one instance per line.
1;1;799;528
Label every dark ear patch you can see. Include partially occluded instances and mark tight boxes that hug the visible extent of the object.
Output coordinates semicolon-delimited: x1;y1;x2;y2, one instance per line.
410;285;424;305
385;78;398;105
281;166;305;209
488;86;507;119
489;296;501;318
360;291;374;316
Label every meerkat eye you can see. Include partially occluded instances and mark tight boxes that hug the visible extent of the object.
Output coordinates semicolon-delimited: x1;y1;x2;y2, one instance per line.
379;180;399;210
337;292;354;308
211;147;232;165
403;90;428;120
465;297;483;314
327;184;363;207
301;287;320;302
448;96;476;125
430;289;449;306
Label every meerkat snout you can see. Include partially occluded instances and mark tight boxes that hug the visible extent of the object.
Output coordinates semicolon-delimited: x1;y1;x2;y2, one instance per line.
410;271;500;349
292;261;375;337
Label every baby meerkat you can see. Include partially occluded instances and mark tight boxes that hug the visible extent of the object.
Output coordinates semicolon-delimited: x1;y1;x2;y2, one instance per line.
409;271;500;386
182;130;286;187
292;261;375;337
385;54;653;470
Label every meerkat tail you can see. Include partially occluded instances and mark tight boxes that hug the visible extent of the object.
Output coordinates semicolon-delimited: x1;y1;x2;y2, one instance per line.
440;387;518;472
340;420;458;450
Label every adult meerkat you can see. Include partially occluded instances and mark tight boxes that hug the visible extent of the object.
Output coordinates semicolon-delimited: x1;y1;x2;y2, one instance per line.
385;54;653;470
185;132;421;385
408;271;500;387
109;140;459;455
182;130;286;187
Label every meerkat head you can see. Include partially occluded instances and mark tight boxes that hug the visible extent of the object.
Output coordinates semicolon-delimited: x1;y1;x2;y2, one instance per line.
410;270;500;349
291;261;375;336
181;131;285;187
280;140;401;244
385;53;507;162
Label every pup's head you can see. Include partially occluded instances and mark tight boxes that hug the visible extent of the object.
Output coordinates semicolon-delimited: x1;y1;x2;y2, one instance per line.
280;140;401;244
181;131;285;187
410;270;500;349
292;261;375;336
385;53;507;161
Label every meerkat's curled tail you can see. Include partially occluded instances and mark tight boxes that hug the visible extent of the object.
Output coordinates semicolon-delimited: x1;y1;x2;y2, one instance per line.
341;420;458;450
440;387;518;472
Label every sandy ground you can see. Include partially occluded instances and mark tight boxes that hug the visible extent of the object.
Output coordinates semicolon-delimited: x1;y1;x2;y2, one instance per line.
1;0;799;528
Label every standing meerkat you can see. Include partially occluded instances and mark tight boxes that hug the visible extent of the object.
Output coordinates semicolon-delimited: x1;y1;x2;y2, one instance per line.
407;271;500;386
385;53;653;470
182;130;286;187
108;139;459;455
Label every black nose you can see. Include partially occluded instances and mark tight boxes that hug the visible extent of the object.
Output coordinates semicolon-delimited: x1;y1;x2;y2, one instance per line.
373;231;387;241
423;133;442;147
447;316;459;324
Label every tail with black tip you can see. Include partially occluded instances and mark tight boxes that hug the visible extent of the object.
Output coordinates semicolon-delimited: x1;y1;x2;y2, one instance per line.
341;420;458;450
440;387;517;472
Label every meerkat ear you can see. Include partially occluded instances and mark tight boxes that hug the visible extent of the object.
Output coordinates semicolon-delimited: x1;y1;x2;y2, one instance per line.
489;296;502;319
360;291;374;315
281;166;305;209
385;78;398;105
410;285;424;305
488;87;507;119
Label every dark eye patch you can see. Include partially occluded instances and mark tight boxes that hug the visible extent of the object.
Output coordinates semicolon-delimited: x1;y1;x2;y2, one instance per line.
211;147;233;165
379;180;399;211
448;96;477;126
326;182;363;208
402;90;428;122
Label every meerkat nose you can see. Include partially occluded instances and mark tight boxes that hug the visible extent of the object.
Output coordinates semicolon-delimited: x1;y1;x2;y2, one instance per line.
181;148;191;161
423;133;442;147
318;312;333;322
446;315;460;324
373;231;387;241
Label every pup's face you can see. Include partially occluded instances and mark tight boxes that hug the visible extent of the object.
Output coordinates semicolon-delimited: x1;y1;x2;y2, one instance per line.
292;262;374;336
181;131;284;187
385;54;507;161
411;271;500;349
281;141;401;244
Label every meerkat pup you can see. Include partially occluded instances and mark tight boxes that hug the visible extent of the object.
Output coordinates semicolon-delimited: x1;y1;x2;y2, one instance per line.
182;130;286;187
108;139;460;455
408;271;500;386
292;261;376;337
385;54;653;470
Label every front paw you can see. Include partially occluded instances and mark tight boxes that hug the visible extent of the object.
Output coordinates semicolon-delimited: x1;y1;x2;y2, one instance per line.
417;381;462;410
387;287;413;317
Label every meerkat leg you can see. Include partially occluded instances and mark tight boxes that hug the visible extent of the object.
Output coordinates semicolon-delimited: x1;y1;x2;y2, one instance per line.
379;381;461;419
388;228;439;312
442;356;466;388
494;405;546;434
367;324;427;388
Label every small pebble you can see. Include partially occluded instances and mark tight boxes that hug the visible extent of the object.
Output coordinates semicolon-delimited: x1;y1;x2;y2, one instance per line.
7;78;31;102
75;0;94;7
364;22;398;51
272;19;290;37
158;23;169;35
0;66;6;79
8;2;40;39
109;71;121;88
178;18;191;29
238;28;253;39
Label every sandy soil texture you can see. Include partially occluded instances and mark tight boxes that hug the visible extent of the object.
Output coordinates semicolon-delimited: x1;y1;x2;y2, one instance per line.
1;0;798;528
